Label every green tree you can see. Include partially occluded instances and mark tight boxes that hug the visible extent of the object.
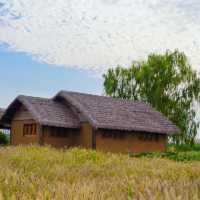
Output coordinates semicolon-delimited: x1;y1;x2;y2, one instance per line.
103;50;200;145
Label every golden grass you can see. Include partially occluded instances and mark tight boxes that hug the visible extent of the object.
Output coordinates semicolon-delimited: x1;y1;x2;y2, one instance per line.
0;146;199;200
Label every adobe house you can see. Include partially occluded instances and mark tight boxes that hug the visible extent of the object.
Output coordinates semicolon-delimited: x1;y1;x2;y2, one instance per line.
0;91;180;153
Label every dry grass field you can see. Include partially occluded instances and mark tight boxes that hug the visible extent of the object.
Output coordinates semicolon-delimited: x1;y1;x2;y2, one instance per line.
0;146;199;200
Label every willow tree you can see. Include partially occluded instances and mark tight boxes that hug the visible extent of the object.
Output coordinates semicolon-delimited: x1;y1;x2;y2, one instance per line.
103;50;200;145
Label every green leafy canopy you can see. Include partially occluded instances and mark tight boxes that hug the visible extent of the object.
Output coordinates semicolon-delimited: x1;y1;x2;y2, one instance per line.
103;50;200;145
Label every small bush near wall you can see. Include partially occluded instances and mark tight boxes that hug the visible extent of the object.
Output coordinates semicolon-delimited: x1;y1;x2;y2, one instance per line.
130;143;200;162
0;131;9;145
168;144;200;152
130;151;200;162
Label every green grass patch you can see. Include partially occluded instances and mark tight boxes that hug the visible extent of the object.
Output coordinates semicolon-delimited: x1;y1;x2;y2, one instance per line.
131;144;200;162
131;151;200;162
168;143;200;152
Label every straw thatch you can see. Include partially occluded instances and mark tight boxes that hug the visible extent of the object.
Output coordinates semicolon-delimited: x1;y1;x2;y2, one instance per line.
1;91;180;134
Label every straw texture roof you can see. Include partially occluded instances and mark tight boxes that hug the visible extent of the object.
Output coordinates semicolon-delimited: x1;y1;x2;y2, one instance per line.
54;91;180;134
1;91;180;134
1;96;80;129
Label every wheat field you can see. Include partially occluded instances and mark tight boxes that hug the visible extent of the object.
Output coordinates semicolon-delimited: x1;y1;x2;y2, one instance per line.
0;146;199;200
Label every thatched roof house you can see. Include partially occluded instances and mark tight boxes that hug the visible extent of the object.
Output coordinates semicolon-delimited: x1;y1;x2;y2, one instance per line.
0;91;180;153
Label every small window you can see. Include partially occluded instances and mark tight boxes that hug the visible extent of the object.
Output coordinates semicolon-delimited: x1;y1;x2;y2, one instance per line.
101;131;126;139
138;133;160;141
146;133;153;141
138;133;144;140
23;124;37;136
102;132;111;138
50;127;69;138
155;134;159;142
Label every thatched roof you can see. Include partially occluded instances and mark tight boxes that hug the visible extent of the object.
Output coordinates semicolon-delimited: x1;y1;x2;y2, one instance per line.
1;96;80;129
54;91;180;134
1;91;180;134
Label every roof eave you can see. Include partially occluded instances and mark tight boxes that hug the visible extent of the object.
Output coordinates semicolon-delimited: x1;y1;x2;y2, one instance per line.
39;120;80;129
97;125;181;135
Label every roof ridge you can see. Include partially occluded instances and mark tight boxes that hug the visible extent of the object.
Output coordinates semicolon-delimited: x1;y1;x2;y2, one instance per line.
18;95;51;101
55;91;98;128
58;90;146;104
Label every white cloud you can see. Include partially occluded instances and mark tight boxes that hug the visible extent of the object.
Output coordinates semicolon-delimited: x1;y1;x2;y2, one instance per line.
0;0;200;72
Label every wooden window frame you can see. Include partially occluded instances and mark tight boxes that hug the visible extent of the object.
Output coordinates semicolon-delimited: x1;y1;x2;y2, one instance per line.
23;124;37;136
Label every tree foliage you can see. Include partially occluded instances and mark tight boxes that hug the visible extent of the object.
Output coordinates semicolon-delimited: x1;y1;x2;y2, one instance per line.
103;50;200;145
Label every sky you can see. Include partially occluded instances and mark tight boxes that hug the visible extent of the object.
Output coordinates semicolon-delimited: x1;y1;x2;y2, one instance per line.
1;0;200;71
0;44;103;107
0;0;199;131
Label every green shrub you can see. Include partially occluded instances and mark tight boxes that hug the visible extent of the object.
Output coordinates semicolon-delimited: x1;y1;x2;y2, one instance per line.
0;131;9;145
168;144;200;152
131;151;200;162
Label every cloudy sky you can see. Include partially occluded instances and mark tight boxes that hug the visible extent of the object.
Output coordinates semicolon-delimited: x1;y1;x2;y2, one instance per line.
0;1;199;124
1;0;200;71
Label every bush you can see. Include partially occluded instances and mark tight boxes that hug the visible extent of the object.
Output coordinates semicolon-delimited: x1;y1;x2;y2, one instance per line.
168;144;200;152
130;151;200;162
0;131;9;145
